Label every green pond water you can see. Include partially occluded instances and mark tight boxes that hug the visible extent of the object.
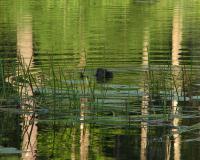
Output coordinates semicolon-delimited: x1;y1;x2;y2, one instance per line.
0;0;200;159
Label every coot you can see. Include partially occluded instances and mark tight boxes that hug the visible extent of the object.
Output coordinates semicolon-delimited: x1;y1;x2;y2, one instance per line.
95;68;113;82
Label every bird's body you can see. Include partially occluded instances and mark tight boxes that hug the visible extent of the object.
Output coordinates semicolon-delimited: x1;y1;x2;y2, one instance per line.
95;68;113;82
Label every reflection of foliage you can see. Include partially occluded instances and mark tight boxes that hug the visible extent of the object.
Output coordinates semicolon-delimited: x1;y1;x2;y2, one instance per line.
0;0;200;159
37;122;79;159
29;0;174;69
143;65;194;102
0;61;21;156
0;111;21;151
0;60;18;98
0;155;20;160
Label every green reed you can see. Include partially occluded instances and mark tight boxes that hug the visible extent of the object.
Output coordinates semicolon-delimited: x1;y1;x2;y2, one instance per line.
1;53;197;129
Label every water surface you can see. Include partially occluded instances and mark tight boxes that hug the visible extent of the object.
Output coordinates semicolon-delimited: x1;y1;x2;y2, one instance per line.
0;0;200;160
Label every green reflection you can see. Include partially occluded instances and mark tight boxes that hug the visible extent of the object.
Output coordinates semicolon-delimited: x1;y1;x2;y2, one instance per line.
0;0;200;160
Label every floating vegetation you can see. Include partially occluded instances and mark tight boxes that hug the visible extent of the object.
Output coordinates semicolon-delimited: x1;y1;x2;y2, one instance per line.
0;146;21;154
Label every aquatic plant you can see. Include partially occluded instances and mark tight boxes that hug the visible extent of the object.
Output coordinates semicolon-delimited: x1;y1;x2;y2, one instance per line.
1;54;199;134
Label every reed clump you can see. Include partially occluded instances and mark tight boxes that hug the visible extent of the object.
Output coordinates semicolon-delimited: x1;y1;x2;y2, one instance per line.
1;54;198;129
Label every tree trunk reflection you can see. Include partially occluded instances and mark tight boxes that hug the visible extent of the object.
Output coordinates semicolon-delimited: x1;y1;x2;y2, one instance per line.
17;14;37;160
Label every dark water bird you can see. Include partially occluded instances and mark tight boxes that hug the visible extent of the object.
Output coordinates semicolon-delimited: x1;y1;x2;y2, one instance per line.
95;68;113;82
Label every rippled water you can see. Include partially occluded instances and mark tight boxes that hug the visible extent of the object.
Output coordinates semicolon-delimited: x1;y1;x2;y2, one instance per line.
0;0;200;160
